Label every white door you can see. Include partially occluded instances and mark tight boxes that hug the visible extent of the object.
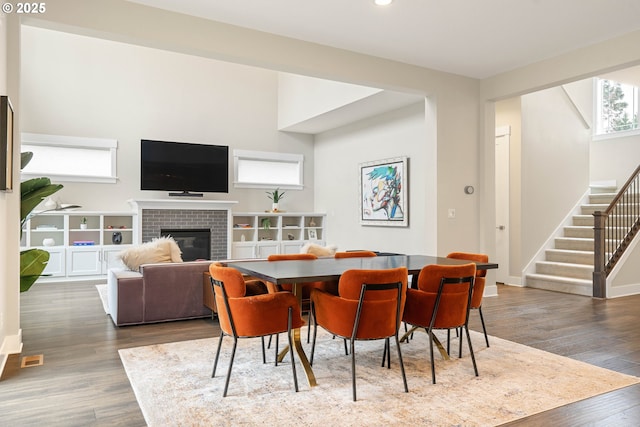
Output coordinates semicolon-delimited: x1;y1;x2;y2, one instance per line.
495;126;510;284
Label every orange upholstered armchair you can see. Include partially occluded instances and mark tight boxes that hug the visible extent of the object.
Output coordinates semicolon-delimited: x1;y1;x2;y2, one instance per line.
310;267;409;401
334;250;378;258
209;264;304;397
446;252;490;347
402;263;478;384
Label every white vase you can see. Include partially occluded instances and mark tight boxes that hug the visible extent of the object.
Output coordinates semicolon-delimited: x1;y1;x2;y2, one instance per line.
272;202;279;212
80;223;88;230
42;238;55;246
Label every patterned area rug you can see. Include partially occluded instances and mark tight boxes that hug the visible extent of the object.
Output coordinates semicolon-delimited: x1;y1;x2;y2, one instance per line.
119;329;639;426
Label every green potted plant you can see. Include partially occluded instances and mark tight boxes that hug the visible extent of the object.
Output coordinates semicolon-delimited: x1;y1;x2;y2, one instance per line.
80;217;88;229
266;188;285;212
20;152;63;292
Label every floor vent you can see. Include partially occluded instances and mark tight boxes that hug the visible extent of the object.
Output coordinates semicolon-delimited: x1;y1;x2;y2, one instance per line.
21;354;44;368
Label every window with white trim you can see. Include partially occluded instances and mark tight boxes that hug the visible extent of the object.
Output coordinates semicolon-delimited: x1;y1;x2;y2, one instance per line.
21;133;118;183
595;78;639;136
233;149;303;189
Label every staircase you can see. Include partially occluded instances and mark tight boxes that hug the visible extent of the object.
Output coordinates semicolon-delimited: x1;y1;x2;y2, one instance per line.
526;190;616;296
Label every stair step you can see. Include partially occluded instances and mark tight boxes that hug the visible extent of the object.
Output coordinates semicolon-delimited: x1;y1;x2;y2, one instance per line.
589;193;616;204
581;204;610;215
555;237;594;251
564;226;593;238
545;249;593;265
526;273;592;296
536;261;593;280
572;215;594;226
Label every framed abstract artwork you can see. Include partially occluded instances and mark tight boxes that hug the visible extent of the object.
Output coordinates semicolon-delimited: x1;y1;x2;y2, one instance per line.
359;156;408;227
1;96;14;192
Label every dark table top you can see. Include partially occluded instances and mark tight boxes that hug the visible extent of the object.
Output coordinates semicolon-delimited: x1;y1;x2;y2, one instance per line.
225;254;498;285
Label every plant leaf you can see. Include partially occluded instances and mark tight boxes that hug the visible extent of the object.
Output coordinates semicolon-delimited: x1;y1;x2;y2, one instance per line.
21;152;34;169
20;178;64;224
19;248;50;292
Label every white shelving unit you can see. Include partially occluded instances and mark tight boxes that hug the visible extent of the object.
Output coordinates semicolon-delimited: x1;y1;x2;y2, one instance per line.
231;212;326;259
21;211;137;281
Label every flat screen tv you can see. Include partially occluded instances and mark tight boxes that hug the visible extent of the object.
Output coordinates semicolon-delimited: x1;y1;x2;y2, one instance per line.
140;139;229;196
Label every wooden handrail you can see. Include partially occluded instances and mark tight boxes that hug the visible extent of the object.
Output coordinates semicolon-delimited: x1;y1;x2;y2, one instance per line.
593;164;640;298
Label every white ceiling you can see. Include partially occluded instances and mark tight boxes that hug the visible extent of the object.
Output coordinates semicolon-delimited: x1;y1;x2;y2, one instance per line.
127;0;640;79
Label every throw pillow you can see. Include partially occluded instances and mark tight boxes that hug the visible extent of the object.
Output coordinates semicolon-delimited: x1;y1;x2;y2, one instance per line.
300;242;337;257
119;236;183;271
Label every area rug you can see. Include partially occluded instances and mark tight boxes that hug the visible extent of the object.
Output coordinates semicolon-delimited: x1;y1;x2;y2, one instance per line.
95;284;109;314
119;329;639;426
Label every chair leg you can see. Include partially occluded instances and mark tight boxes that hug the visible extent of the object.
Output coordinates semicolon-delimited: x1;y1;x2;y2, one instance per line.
478;306;490;347
212;333;224;378
287;307;299;392
428;328;436;384
222;337;238;397
306;310;312;344
351;337;357;401
261;336;266;364
310;303;318;366
274;333;279;366
381;339;388;368
464;324;479;377
267;334;273;349
344;338;349;355
394;333;409;393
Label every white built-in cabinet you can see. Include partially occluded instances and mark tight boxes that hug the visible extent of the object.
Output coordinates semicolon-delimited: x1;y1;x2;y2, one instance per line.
231;212;326;259
21;211;137;281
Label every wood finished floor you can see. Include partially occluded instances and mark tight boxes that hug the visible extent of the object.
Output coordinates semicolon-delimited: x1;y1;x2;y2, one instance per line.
1;282;640;426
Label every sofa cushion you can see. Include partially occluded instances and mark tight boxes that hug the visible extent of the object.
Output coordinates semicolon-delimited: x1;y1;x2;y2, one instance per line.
119;236;183;271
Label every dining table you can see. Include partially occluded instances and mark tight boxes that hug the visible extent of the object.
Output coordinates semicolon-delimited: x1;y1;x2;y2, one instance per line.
225;254;498;387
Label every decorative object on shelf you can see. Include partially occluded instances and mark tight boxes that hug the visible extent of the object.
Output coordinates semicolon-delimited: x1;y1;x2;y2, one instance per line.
42;238;55;247
266;188;285;212
112;231;123;245
287;233;295;240
19;151;64;292
308;229;317;240
359;156;409;227
309;218;316;227
80;217;88;230
261;217;271;230
240;234;246;242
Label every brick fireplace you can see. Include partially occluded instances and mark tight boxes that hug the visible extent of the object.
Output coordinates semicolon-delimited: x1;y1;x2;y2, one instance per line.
128;199;238;260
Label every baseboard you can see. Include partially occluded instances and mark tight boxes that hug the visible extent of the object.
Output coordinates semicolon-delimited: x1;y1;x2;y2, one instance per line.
0;329;23;378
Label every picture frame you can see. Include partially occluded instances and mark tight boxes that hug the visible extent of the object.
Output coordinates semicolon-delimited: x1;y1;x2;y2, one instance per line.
308;229;317;240
0;96;14;192
359;156;408;227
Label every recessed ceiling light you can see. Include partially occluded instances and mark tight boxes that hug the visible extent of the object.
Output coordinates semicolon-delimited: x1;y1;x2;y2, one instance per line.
374;0;394;6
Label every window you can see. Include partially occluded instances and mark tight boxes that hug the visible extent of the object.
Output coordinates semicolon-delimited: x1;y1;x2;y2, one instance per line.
21;133;117;183
233;149;303;189
595;78;639;136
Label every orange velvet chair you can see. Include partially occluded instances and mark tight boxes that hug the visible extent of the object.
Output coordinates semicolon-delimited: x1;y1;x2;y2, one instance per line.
310;267;409;401
334;250;378;258
446;252;490;347
266;253;338;343
209;264;304;397
402;263;478;384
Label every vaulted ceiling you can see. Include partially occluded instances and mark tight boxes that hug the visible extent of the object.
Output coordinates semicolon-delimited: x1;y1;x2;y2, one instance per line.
128;0;640;80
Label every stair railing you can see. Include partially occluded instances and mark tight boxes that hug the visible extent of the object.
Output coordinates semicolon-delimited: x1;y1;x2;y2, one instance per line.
593;164;640;298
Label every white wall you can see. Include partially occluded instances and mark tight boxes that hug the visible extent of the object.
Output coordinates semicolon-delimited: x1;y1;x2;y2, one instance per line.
521;87;591;264
0;13;22;374
314;102;434;255
20;26;315;213
590;134;640;187
277;73;381;130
